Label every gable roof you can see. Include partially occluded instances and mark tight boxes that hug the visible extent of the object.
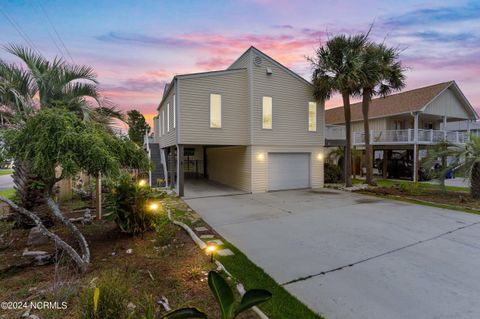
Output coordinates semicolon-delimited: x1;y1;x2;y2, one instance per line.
325;81;477;124
228;46;312;87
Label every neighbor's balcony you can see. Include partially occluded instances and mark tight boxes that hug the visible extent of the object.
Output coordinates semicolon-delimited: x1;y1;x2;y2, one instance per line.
353;129;469;145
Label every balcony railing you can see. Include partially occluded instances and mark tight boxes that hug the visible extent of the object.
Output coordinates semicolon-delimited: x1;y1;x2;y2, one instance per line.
353;129;469;145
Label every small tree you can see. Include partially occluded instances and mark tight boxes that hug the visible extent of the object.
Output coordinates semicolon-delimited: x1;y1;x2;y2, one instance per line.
424;135;480;198
127;110;150;146
0;108;150;271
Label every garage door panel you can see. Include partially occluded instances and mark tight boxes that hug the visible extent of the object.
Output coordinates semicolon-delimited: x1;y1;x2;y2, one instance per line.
268;153;310;191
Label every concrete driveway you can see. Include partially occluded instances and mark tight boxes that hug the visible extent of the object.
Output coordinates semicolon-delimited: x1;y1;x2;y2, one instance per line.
185;189;480;319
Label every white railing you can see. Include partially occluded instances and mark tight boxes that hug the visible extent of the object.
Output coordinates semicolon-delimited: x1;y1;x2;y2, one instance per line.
325;125;346;140
353;129;469;145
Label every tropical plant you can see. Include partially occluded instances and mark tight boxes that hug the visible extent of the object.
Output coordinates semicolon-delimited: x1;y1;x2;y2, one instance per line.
0;44;123;214
160;271;272;319
78;271;129;319
311;33;369;187
358;42;406;185
127;109;150;146
104;174;162;235
423;136;480;198
324;163;343;183
0;108;149;271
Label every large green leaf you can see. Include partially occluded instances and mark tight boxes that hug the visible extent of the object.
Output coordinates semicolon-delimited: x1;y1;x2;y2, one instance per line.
233;289;272;317
208;271;235;319
159;307;207;319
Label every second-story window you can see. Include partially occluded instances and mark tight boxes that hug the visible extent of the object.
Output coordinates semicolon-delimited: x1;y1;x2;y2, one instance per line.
167;103;170;132
262;96;272;129
210;93;222;128
173;94;176;129
308;102;317;132
162;109;165;135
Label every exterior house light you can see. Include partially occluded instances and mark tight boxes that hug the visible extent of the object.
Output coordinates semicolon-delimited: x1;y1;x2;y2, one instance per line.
317;153;324;161
257;153;265;161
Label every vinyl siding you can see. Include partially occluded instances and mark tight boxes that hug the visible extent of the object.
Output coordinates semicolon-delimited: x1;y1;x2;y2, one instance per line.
351;118;388;132
250;53;324;146
178;70;249;145
228;50;250;69
423;88;472;119
250;146;324;193
158;83;177;147
207;146;251;191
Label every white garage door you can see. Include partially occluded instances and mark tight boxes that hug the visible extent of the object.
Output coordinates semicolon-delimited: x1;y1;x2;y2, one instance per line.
268;153;310;191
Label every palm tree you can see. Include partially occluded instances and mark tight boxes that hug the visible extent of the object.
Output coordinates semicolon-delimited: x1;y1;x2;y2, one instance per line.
0;45;122;214
424;135;480;198
311;34;368;187
359;43;406;185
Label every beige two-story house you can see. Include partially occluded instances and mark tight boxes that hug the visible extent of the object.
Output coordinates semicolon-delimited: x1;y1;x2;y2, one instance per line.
325;81;478;181
149;47;325;196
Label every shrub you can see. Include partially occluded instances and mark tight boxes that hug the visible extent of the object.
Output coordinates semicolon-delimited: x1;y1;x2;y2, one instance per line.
78;272;129;319
152;213;176;245
324;163;343;183
104;174;163;235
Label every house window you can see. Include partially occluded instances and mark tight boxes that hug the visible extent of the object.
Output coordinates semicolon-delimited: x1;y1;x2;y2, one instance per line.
162;110;165;135
210;94;222;128
167;103;170;132
173;94;176;129
262;96;272;129
308;102;317;132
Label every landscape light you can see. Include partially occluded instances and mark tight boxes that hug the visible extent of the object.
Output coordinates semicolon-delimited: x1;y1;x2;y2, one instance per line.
138;179;147;187
148;201;160;212
206;243;217;262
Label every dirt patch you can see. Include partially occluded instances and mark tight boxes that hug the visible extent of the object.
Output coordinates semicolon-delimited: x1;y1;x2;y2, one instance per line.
0;200;256;319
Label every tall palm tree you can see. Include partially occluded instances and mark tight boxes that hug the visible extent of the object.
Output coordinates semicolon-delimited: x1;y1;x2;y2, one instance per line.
311;34;368;187
0;45;122;214
359;43;406;185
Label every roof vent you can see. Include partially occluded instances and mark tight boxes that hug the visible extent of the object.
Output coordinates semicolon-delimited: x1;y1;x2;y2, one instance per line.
266;67;273;75
253;55;262;66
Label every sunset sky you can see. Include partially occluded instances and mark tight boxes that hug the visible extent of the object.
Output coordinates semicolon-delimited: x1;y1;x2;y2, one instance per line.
1;0;479;127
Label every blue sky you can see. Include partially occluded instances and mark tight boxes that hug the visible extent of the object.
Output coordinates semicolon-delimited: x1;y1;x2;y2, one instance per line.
1;0;479;124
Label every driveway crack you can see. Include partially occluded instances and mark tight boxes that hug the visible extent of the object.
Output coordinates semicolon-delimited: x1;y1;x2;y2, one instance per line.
282;220;480;286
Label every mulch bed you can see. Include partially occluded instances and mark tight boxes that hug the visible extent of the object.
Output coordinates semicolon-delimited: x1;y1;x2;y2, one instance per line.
359;186;480;211
0;202;256;319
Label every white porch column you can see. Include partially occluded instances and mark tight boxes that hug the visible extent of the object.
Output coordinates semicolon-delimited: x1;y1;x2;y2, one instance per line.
413;112;419;182
443;116;448;140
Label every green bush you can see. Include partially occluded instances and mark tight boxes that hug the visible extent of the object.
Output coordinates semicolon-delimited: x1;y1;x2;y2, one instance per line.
152;213;176;245
324;163;343;183
104;174;163;235
78;272;129;319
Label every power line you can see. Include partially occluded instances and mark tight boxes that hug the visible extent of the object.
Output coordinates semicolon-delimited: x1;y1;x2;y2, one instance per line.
36;0;75;64
34;1;66;61
0;6;42;55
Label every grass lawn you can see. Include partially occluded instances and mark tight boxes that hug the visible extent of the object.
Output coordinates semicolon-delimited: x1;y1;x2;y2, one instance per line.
350;178;480;214
0;169;13;176
0;188;15;200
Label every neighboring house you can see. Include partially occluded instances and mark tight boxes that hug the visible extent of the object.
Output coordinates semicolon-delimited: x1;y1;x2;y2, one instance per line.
149;46;325;196
325;81;478;181
444;120;480;136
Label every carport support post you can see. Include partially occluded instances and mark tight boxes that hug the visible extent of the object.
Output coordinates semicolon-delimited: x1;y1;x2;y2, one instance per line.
176;144;184;196
382;150;388;178
413;112;419;182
